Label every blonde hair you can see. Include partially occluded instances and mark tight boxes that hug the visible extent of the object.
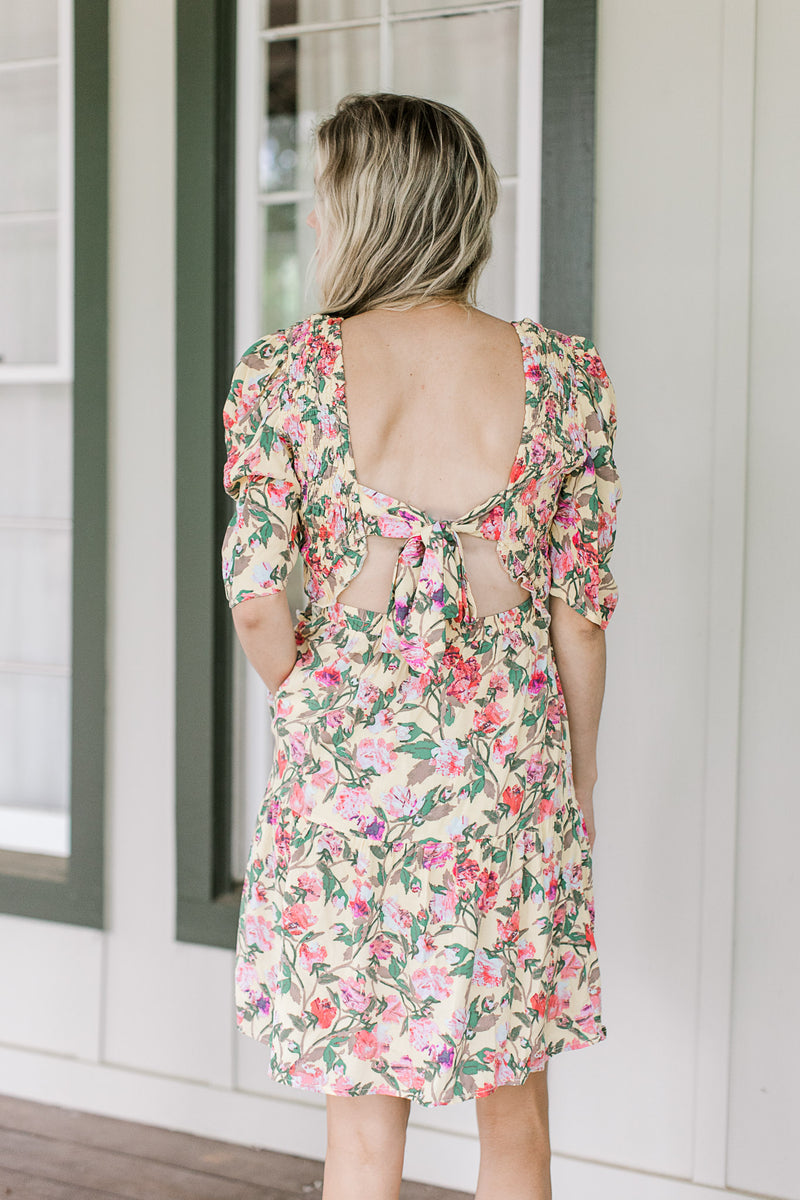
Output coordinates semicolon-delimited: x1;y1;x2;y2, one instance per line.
308;93;499;317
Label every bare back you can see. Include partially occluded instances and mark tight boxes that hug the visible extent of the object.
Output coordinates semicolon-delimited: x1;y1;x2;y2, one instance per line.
334;305;531;618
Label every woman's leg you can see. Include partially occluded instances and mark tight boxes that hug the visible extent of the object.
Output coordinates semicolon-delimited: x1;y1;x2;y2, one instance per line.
323;1093;412;1200
474;1063;552;1200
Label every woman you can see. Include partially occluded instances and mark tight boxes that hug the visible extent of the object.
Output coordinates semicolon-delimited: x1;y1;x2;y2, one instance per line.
222;93;622;1200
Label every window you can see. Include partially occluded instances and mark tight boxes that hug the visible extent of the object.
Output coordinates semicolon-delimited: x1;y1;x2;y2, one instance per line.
175;0;597;947
0;0;109;926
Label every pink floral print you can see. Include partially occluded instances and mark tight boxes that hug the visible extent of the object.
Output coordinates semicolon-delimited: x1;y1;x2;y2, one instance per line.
221;313;622;1105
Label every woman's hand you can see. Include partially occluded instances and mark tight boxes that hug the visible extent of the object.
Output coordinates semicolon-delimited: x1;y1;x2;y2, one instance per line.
575;787;597;850
230;591;298;694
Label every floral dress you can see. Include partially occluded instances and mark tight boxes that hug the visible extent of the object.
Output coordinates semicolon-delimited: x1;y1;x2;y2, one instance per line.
221;312;622;1106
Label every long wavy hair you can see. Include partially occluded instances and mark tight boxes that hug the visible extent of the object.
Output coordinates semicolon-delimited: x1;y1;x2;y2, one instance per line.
307;93;499;317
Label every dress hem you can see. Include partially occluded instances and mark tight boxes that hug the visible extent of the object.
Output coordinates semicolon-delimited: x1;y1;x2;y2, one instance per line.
236;1021;608;1107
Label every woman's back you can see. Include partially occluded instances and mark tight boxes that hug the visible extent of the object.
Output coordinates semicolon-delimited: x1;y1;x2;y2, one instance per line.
335;305;532;617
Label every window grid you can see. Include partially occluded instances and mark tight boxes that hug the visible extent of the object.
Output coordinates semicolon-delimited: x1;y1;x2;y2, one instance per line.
254;0;526;213
241;0;542;309
258;0;521;43
236;0;541;335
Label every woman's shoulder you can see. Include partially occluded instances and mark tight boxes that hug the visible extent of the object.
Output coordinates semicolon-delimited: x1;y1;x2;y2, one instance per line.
231;315;340;405
515;315;595;361
237;312;336;359
517;319;613;413
245;311;601;390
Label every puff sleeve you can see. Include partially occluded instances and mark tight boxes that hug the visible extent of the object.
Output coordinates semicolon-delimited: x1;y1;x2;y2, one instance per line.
220;333;303;608
547;336;623;628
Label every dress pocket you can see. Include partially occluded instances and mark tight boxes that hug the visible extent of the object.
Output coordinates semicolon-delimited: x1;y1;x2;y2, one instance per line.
273;657;301;697
270;654;312;711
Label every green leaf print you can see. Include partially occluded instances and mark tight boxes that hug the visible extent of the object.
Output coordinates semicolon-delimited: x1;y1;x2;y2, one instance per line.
323;1044;339;1069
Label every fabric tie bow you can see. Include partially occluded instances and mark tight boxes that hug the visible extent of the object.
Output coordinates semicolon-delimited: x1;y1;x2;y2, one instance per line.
381;521;478;674
356;488;480;677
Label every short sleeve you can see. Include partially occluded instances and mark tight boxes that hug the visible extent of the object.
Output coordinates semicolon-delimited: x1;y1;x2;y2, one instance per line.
547;336;623;628
220;333;303;608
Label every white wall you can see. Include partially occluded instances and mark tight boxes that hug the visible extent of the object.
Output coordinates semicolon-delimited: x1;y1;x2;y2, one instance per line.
0;2;795;1197
726;2;800;1196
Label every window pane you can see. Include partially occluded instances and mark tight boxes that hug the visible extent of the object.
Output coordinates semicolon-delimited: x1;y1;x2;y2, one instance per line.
261;0;380;29
392;8;518;177
0;528;72;666
0;379;72;848
261;25;381;193
0;0;62;368
261;202;318;331
0;63;58;212
0;674;71;816
0;0;58;62
0;384;72;518
0;218;58;364
261;39;298;192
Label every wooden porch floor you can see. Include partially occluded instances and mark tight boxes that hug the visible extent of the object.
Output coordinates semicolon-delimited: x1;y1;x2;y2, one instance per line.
0;1094;470;1199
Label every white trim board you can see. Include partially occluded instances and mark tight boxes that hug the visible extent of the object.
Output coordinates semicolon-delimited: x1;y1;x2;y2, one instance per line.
691;0;756;1187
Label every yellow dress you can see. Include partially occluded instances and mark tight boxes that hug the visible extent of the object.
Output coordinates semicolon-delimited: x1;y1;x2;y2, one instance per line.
221;313;622;1105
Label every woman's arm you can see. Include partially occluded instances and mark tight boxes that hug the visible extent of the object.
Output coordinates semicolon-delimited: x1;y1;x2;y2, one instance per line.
548;594;607;849
231;592;298;695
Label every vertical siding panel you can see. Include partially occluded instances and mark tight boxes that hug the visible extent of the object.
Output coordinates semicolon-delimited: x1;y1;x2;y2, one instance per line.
727;0;800;1195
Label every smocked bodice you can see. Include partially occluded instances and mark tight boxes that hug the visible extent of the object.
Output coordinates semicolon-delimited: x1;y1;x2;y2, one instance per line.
220;312;623;636
357;483;491;673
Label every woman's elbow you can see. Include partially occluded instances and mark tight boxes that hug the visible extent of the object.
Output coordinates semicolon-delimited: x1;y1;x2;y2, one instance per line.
231;590;290;631
548;593;606;639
